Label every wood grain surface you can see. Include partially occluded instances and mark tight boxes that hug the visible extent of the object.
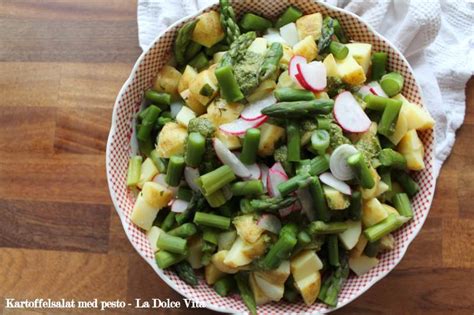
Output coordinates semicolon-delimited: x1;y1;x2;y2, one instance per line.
0;1;473;314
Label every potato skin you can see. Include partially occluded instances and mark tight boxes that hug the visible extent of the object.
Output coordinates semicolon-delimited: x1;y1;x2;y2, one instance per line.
192;11;225;48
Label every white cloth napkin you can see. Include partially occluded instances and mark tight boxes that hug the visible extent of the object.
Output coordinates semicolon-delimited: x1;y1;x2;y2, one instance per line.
137;0;474;178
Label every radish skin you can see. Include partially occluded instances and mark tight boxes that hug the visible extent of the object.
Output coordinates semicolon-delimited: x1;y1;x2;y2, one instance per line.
333;91;371;133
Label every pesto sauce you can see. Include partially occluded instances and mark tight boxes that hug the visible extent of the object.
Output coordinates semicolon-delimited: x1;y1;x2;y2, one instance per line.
234;52;264;96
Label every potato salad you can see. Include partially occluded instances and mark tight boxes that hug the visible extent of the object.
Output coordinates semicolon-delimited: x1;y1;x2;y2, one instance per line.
126;0;435;312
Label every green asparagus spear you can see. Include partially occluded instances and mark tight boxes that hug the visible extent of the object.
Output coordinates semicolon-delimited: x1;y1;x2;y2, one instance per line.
318;257;349;306
194;212;231;230
329;41;349;60
127;156;142;187
241;196;298;213
157;232;188;255
274;87;315;102
231;180;264;196
327;234;340;267
155;250;185;269
378;148;407;169
347;152;376;189
177;186;193;202
214;276;236;297
150;149;167;173
274;6;303;28
196;165;236;196
365;94;389;111
371;52;388;81
219;0;241;44
203;228;219;245
277;173;312;197
393;172;420;197
234;273;257;315
219;31;256;67
174;261;198;286
161;211;176;232
308;176;331;222
185;132;206;168
144;89;171;108
137;105;161;142
311;130;330;156
364;213;409;242
168;223;198;238
188;52;209;71
380;72;404;97
215;65;244;102
348;191;362;220
332;18;348;43
261;100;334;118
392;193;414;218
166;155;186;187
205;42;229;56
308;221;348;235
239;13;272;31
174;20;198;66
240;128;260;165
364;240;381;257
286;121;301;162
259;42;283;81
378;99;402;137
318;17;335;53
184;41;202;62
260;223;298;270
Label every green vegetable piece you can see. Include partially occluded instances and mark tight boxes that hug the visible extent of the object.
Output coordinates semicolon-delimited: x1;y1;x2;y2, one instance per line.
278;173;312;197
166;155;186;187
329;41;349;60
261;100;334;118
188;117;215;138
286;121;301;162
259;42;283;81
174;261;198;286
231;180;264;196
177;186;193;202
188;51;209;71
174;20;199;66
184;41;202;61
308;221;348;235
205;189;228;208
219;0;241;44
393;172;420;197
215;65;244;102
239;13;272;31
214;276;236;297
234;273;257;315
137;105;161;142
348;191;362;220
185;132;206;168
327;234;340;267
161;211;176;232
260;223;298;270
168;223;198;238
365;94;389;111
308;176;331;222
203;228;219;245
364;213;408;242
275;6;303;28
318;258;349;306
240;128;260;165
127;156;143;187
144;89;171;108
378;148;407;169
380;72;404;97
318;17;335;52
242;196;298;213
199;83;215;97
157;232;188;255
378;99;402;137
347;152;376;189
150;149;167;173
274;87;315;102
371;52;388;81
333;18;348;43
311;130;330;156
392;193;414;218
205;42;229;56
364;240;381;257
155;250;185;269
194;212;231;230
197;165;236;196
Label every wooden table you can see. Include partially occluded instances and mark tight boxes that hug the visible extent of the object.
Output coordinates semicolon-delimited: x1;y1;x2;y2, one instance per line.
0;1;472;314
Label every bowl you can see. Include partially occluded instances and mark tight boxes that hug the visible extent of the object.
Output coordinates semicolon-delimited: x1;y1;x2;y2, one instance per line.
106;0;436;313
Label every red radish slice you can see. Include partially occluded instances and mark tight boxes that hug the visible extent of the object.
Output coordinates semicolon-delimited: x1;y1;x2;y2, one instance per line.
358;85;372;98
289;55;307;83
319;172;352;195
171;199;189;213
267;170;287;197
241;94;276;121
153;174;179;196
368;81;388;97
333;91;371;133
297;188;315;221
246;163;262;180
297;61;327;92
219;116;267;135
213;138;251;178
260;164;269;193
270;162;287;178
295;71;312;90
257;214;282;234
329;144;359;181
184;167;200;192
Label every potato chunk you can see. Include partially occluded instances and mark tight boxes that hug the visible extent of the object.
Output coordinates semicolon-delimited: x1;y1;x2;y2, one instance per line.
293;36;318;62
153;65;182;96
398;129;425;170
258;123;285;157
336;55;366;85
296;13;323;40
156;122;187;158
192;11;225;48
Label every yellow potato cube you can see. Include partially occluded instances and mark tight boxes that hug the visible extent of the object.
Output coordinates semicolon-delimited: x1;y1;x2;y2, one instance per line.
293;36;318;62
296;13;323;40
248;37;268;55
141;181;173;209
349;255;379;276
258;123;285;157
215;129;241;150
336;55;366;85
346;43;372;75
137;157;158;189
153;65;182;96
294;272;321;305
249;273;272;305
178;65;198;93
254;260;290;287
233;214;265;244
291;250;323;282
280;44;294;66
362;198;388;227
323;54;340;78
246;80;277;103
212;250;240;274
205;262;225;285
398;129;425;170
131;194;159;231
386;110;408;145
206;99;244;126
189;69;219;106
156;122;187;158
180;89;207;115
361;167;381;199
393;94;435;130
350;234;368;258
192;11;225;48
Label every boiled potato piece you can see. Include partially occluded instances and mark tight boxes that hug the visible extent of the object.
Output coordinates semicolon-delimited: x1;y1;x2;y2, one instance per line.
154;65;182;96
323;53;340;78
205;262;225;285
247;80;277;103
213;51;227;64
277;70;299;89
387;111;408;145
178;65;198;93
186;236;203;269
293;35;318;62
350;234;368;258
291;251;323;305
212;250;239;274
258;123;286;157
156;122;187;158
393;94;435;130
131;193;158;231
176;106;196;128
349;254;379;276
206;99;244;126
362;198;388;227
215;129;241;150
189;69;219;106
254;260;290;286
296;13;323;40
249;273;273;305
398;129;425;170
192;11;225;48
248;37;268;55
338;220;362;250
361;167;381;199
336;55;366;85
346;43;372;75
374;181;390;197
180;89;207;115
380;234;395;251
137;157;158;189
224;236;268;268
323;185;350;210
218;230;237;251
142;181;173;209
280;44;294;66
254;273;285;301
382;204;399;216
146;226;163;253
233;214;265;244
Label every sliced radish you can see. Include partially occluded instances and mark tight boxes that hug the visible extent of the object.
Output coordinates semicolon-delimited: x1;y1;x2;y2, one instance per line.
246;163;262;180
368;81;388;97
279;22;299;47
184;167;200;192
319;172;352;195
213;138;251;178
295;71;312;90
289;55;308;86
171;199;189;213
219;116;267;136
297;188;315;221
153;174;179;196
267;169;287;197
241;94;276;121
269;162;287;178
333;91;371;133
330;144;359;181
297;61;327;92
257;214;282;234
358;85;372;98
279;200;301;217
260;164;269;193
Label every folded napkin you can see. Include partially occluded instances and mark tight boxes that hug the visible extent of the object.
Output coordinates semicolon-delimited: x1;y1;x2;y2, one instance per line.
137;0;474;178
